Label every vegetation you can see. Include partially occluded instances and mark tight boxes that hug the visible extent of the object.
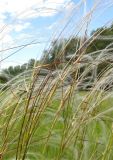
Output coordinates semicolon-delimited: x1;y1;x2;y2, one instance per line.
0;59;39;83
0;2;113;160
0;25;113;84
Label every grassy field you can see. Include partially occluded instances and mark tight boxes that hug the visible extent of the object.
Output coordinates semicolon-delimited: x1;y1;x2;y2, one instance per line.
0;82;113;160
0;45;113;160
0;0;113;159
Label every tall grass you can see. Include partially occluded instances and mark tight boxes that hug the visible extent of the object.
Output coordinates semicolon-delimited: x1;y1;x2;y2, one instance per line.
0;0;113;160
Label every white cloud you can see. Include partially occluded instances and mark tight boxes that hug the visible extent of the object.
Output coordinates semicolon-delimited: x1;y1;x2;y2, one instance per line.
0;0;74;35
0;0;73;41
0;0;75;36
0;0;72;40
2;34;13;44
14;22;31;32
0;13;6;21
0;0;71;20
0;0;75;68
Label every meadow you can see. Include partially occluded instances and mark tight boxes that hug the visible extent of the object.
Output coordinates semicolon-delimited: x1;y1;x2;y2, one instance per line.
0;0;113;160
0;68;113;160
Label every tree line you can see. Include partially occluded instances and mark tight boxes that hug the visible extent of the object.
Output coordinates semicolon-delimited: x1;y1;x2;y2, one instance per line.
0;24;113;84
0;59;39;83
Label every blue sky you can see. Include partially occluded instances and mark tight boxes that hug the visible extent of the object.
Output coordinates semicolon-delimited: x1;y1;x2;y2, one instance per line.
0;0;113;68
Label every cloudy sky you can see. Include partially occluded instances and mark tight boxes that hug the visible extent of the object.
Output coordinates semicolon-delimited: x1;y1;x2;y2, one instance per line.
0;0;113;68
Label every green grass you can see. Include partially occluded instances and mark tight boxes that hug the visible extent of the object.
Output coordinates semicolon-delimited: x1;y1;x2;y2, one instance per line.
1;87;113;160
1;4;113;158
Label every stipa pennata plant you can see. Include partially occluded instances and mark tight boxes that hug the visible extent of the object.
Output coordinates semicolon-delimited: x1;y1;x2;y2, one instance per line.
0;1;113;160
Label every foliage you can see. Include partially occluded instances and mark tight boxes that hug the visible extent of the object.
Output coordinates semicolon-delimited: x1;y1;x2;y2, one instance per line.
41;25;113;82
1;25;113;84
1;55;113;159
0;3;113;160
87;26;113;53
0;59;39;83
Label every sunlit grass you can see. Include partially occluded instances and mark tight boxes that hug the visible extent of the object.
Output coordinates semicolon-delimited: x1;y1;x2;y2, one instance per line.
0;78;113;160
0;0;113;160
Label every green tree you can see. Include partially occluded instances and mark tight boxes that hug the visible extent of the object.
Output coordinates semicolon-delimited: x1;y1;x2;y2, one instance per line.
87;26;113;53
0;59;39;83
